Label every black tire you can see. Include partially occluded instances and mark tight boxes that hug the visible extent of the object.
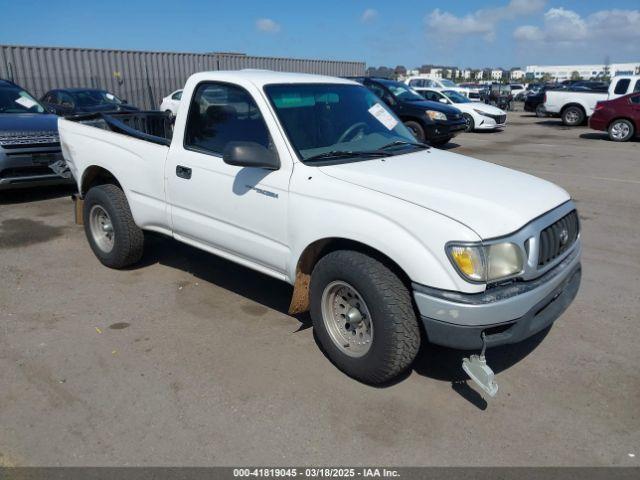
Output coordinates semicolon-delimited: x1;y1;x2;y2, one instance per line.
430;136;452;147
462;113;475;132
310;250;421;384
608;119;635;142
562;106;585;126
83;184;144;269
403;120;425;142
535;104;546;118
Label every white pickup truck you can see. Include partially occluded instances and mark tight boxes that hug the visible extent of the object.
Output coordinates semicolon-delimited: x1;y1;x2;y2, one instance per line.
544;75;640;126
59;70;582;391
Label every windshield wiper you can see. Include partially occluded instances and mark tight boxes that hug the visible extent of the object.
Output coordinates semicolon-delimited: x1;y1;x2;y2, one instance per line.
377;140;430;151
304;150;389;163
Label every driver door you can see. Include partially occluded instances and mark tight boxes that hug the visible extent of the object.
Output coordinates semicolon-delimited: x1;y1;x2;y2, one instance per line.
165;81;292;277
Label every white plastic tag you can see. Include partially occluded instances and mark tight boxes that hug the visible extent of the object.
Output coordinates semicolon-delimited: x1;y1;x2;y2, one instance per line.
368;103;398;130
15;96;38;109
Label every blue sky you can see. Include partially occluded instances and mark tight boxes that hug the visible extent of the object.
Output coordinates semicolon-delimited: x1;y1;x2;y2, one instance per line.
1;1;639;68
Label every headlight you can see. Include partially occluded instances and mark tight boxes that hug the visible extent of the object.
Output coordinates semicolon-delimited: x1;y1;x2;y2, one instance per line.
426;110;447;121
473;108;490;116
447;242;524;283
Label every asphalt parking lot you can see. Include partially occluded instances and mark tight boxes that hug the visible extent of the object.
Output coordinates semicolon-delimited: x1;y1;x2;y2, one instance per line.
0;111;638;467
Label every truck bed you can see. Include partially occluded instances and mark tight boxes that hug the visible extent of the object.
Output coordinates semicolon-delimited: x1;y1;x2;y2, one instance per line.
66;111;174;146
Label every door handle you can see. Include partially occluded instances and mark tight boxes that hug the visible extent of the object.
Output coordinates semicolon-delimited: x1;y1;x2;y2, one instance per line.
176;165;192;179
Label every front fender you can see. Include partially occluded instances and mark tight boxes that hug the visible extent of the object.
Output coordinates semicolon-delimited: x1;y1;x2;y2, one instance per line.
287;172;484;294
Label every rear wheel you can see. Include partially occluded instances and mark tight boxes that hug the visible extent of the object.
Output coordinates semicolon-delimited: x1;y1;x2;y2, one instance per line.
403;120;425;142
83;184;144;269
535;104;546;118
562;106;585;126
310;250;421;384
608;119;634;142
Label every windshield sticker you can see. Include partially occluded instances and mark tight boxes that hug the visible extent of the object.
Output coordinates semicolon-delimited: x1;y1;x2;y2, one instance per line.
15;95;39;109
368;103;398;130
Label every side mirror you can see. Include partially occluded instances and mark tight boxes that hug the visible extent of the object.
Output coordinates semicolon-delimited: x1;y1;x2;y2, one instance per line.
223;142;280;170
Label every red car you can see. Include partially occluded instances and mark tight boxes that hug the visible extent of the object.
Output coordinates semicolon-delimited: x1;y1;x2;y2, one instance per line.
589;92;640;142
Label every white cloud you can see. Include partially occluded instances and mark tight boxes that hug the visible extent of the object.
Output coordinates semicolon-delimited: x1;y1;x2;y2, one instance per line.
514;8;640;45
425;0;546;42
255;18;281;34
361;8;378;23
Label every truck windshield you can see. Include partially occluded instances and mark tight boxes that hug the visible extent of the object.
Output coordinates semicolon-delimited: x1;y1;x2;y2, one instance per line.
264;83;418;162
0;86;46;113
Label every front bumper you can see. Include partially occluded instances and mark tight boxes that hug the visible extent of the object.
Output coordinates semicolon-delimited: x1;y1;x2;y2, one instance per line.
413;244;581;350
426;119;467;141
588;115;607;132
475;115;507;130
0;149;73;190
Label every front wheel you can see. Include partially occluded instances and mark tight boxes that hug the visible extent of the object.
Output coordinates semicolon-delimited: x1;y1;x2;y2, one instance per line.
83;184;144;269
562;106;585;126
463;113;475;132
608;119;635;142
310;250;421;384
403;120;425;142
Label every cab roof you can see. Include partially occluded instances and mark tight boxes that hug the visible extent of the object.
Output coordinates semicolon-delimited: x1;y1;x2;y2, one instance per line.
187;69;359;88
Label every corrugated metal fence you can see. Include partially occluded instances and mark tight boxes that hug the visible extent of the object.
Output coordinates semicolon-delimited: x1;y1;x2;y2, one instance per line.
0;45;365;110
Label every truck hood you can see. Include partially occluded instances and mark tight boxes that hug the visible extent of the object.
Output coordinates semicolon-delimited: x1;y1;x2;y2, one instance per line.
0;113;60;133
318;149;570;239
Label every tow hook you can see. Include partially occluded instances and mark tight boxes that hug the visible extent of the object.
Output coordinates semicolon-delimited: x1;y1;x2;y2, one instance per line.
462;332;498;397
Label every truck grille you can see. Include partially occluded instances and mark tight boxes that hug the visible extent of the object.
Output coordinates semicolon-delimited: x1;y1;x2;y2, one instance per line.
0;131;60;149
538;210;579;267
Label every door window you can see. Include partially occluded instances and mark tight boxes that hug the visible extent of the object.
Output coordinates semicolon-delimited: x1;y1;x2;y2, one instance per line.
634;80;640;93
422;90;443;102
614;79;630;95
367;82;389;102
172;91;183;100
184;82;271;156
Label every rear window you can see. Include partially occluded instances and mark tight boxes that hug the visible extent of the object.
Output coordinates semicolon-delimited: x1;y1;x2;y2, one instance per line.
634;80;640;93
614;79;630;95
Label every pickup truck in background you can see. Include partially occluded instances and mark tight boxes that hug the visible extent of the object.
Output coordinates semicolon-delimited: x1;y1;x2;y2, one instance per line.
544;75;640;126
58;71;582;391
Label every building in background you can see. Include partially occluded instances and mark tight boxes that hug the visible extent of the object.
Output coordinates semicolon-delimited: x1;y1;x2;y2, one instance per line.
1;44;365;110
524;63;640;82
510;69;525;81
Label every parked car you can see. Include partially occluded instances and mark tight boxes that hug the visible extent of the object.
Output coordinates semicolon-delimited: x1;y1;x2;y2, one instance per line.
59;70;582;392
544;76;640;126
41;88;138;116
589;92;640;142
160;89;183;116
350;77;466;146
419;88;506;132
0;79;73;190
510;83;525;100
524;85;561;117
405;76;472;98
458;83;482;100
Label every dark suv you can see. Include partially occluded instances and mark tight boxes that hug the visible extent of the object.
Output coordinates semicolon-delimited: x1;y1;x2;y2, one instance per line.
349;77;466;146
0;80;72;190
